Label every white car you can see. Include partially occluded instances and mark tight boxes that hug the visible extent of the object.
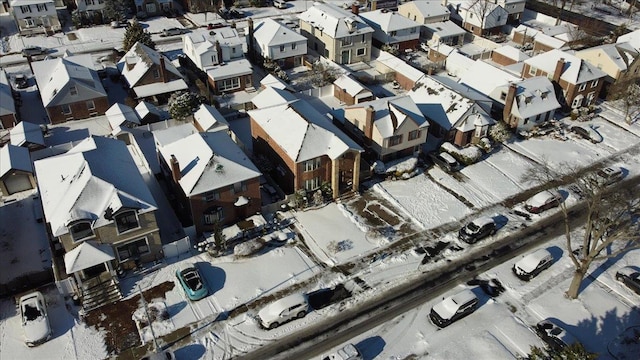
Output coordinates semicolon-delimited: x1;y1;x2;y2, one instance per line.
19;291;52;346
322;343;363;360
512;249;553;280
257;293;309;329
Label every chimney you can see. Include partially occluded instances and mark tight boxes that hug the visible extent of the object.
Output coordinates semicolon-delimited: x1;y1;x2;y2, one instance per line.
170;154;181;183
351;3;359;15
125;55;136;70
553;58;565;83
502;82;518;127
364;105;374;139
215;40;223;64
159;56;168;83
248;18;255;61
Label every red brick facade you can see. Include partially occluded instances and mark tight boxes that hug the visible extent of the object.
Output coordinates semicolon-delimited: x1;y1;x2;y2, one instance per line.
46;96;110;125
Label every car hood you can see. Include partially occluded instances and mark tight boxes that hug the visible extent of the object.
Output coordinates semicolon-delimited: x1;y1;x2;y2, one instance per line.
617;266;637;277
24;317;50;342
432;297;457;320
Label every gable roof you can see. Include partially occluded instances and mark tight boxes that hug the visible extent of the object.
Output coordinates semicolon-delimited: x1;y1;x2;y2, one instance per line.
64;242;115;274
260;73;295;92
184;27;245;58
0;70;16;118
376;50;425;82
617;28;640;51
32;54;107;107
524;49;607;84
576;43;638;75
343;96;429;138
493;45;530;62
360;9;421;32
333;74;373;98
33;136;157;237
157;131;261;196
10;121;45;147
399;1;450;19
424;20;466;38
502;77;561;119
0;144;33;177
253;18;307;47
135;100;162;120
193;103;229;132
252;86;298;108
248;99;363;163
106;103;141;129
117;42;183;88
459;60;521;98
297;3;374;39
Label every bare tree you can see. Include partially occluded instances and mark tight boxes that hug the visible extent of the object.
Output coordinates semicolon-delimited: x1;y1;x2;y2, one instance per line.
523;161;640;299
623;83;640;125
468;0;493;35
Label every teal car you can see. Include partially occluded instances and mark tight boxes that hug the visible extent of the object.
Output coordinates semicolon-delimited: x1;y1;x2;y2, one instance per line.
176;264;208;301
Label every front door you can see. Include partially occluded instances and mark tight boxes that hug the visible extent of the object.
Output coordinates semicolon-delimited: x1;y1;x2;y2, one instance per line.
341;50;350;64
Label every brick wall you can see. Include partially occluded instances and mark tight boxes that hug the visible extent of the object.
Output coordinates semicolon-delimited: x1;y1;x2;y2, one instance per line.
47;96;109;124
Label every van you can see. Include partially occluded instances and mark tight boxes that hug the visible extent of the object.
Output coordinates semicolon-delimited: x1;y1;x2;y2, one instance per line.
594;166;623;187
512;249;553;281
273;0;287;9
257;293;309;329
322;343;363;360
429;289;478;328
429;152;460;172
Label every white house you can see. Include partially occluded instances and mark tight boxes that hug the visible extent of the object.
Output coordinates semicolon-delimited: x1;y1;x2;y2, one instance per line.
250;18;307;69
398;1;450;25
74;0;105;18
360;9;421;51
10;0;60;35
447;0;508;36
499;77;561;131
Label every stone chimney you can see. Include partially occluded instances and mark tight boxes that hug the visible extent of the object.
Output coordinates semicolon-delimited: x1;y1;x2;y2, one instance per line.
248;18;255;62
364;105;375;139
351;3;359;15
502;82;518;127
553;58;565;83
170;154;181;183
159;56;168;83
215;40;223;64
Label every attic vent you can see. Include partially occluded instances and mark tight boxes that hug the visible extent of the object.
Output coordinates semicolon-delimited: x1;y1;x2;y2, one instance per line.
541;91;548;99
215;164;224;172
525;96;532;104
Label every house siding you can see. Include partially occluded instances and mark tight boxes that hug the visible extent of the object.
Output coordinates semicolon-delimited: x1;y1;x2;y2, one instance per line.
0;113;17;129
491;51;516;66
522;63;604;108
46;96;109;124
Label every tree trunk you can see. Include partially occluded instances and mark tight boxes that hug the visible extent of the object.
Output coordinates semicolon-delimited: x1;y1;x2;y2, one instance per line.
566;269;585;299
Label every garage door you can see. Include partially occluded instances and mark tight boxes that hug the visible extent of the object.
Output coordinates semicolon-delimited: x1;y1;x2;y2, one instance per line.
4;174;32;194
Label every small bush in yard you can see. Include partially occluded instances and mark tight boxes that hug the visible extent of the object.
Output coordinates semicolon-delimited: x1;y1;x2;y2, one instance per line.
489;121;511;143
441;142;482;165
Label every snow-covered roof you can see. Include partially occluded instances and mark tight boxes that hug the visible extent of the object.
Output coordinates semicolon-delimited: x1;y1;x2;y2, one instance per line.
252;86;298;109
360;10;421;32
455;112;494;132
106;103;140;129
423;20;466;38
9;121;45;147
503;77;561;119
459;60;521;98
533;33;565;49
0;70;16;117
248;99;363;163
333;74;372;98
253;18;307;47
206;59;253;80
135;100;161;120
493;45;530;62
576;43;638;75
343;96;428;138
64;242;115;274
524;49;607;84
617;28;640;51
260;74;294;92
117;42;183;88
297;3;374;39
33;136;158;237
398;1;450;19
376;51;425;82
0;144;33;177
193;104;229;132
133;78;188;98
32;54;106;108
10;0;53;6
153;122;199;148
157;131;261;197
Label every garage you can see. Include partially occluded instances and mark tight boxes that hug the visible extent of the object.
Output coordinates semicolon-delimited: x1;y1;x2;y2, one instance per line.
3;172;33;194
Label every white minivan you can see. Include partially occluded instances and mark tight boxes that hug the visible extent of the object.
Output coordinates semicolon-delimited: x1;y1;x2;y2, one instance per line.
273;0;287;9
258;293;309;329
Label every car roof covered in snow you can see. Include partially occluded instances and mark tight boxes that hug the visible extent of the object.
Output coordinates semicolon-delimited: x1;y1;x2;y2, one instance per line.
525;190;559;207
515;249;552;273
258;293;307;321
471;216;494;227
617;266;638;277
432;289;476;319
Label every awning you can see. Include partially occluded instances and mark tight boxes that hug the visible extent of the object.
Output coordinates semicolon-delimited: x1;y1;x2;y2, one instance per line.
64;242;115;274
234;196;249;207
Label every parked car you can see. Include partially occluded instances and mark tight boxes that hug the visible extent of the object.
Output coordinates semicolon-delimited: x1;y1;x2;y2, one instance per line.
110;20;126;28
593;166;624;187
273;0;287;9
429;152;460;172
175;264;208;301
458;216;497;244
218;8;232;19
229;8;246;18
140;349;175;360
207;22;226;30
19;291;52;347
524;190;563;214
429;289;478;328
535;319;576;351
14;74;28;89
616;266;640;294
322;343;363;360
570;125;603;143
512;249;553;281
161;27;186;37
21;46;48;57
257;293;309;329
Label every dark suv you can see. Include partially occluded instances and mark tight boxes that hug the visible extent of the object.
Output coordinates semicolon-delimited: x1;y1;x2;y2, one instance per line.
458;217;497;244
430;289;478;328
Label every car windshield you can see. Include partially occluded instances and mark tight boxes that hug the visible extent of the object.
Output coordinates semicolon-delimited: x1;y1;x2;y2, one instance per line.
181;269;203;290
466;223;480;232
23;303;42;321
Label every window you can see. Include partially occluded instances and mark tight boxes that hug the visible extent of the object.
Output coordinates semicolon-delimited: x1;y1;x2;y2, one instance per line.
203;206;224;224
410;27;417;34
496;15;501;21
500;91;507;100
115;210;139;233
475;126;487;138
591;79;598;88
69;221;93;242
586;91;596;105
116;238;149;262
361;34;366;43
408;130;421;141
578;82;587;92
390;31;397;37
86;100;95;110
353;119;360;130
152;68;160;78
233;181;247;194
572;95;583;108
232;47;236;54
25;18;35;27
279;45;285;52
356;48;366;56
69;86;78;96
528;66;537;76
304;177;321;191
292;43;297;50
203;191;220;202
304;158;321;172
342;36;353;46
389;135;403;146
218;77;240;91
20;5;31;13
62;104;71;115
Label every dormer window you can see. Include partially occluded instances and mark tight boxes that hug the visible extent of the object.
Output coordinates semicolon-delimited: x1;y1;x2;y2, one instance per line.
115;210;140;234
69;221;94;242
70;86;78;96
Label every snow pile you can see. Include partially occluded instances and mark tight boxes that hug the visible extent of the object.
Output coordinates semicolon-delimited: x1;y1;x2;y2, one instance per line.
132;301;175;345
385;157;419;175
338;203;370;233
441;142;482;164
234;238;266;257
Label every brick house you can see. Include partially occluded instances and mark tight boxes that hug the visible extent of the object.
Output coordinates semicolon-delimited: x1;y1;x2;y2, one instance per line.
360;9;421;51
491;45;530;66
0;69;18;129
249;99;363;199
32;54;109;124
333;74;374;106
0;144;36;195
